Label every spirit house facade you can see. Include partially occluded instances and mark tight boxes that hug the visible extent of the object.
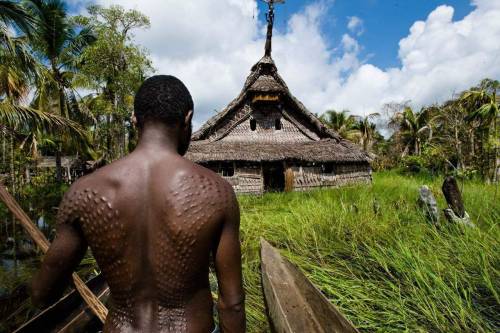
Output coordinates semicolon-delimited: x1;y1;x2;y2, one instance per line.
186;1;371;194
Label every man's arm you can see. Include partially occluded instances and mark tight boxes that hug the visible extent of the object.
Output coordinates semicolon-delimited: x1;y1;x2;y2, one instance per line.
214;185;246;332
31;194;88;307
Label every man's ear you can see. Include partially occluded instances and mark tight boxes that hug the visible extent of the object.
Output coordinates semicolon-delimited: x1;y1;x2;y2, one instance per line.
184;110;193;127
131;113;138;128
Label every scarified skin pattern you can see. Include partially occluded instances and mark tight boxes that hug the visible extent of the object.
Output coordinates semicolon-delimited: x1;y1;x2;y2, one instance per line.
58;188;135;329
56;174;233;333
154;174;224;331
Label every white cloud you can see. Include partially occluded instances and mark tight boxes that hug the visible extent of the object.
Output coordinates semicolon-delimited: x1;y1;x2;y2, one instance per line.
338;2;500;116
89;0;500;127
347;16;364;36
341;34;360;53
93;0;262;128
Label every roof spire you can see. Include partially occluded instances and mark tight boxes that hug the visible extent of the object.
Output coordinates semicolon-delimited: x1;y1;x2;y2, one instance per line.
262;0;284;57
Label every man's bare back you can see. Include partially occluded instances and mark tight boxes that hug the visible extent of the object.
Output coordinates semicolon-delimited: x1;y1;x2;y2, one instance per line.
31;76;246;333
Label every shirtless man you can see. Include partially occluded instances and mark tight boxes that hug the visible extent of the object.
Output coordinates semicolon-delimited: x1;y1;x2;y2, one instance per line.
31;75;246;333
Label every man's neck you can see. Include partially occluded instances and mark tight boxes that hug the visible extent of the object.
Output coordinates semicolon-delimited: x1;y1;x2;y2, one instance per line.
136;122;180;154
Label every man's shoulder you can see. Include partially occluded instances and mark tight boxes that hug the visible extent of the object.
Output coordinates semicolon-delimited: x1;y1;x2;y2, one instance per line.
71;156;132;191
66;169;112;195
56;178;88;225
58;165;124;225
171;160;238;220
60;161;124;208
179;158;235;194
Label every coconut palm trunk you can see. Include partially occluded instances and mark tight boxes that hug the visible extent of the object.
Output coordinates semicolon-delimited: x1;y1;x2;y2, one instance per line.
55;87;66;182
9;133;17;275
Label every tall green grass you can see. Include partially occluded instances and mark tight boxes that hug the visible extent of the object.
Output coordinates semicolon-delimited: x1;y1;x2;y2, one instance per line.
239;171;499;332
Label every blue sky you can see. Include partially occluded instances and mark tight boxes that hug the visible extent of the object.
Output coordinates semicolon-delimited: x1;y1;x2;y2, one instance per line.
68;0;500;126
259;0;474;69
69;0;475;71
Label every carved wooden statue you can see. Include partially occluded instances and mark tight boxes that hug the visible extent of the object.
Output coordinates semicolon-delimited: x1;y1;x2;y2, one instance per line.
442;176;474;227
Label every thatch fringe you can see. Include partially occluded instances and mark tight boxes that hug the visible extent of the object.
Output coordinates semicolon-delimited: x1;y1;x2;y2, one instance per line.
186;139;370;163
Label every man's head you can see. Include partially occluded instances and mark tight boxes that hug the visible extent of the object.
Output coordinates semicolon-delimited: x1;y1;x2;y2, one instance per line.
134;75;194;155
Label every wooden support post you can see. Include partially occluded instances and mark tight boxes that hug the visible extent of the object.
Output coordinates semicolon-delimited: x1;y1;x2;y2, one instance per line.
0;184;108;323
285;167;294;192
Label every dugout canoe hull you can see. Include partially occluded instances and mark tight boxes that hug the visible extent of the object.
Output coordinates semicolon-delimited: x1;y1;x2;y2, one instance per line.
260;239;359;333
14;274;109;333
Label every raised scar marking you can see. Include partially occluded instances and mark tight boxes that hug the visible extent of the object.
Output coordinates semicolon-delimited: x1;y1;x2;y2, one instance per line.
60;175;229;333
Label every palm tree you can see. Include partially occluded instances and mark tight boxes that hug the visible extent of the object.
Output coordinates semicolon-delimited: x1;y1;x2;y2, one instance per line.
0;0;88;259
0;40;86;207
0;2;85;140
461;79;500;181
27;0;95;116
26;0;95;181
0;1;86;144
462;80;499;127
352;113;380;152
320;110;359;140
391;107;432;156
0;0;35;100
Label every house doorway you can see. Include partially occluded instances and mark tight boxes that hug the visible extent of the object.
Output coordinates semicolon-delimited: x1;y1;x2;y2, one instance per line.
263;162;285;192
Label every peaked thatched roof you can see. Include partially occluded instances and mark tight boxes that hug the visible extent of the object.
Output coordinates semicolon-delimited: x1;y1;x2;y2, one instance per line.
192;55;341;142
189;55;370;164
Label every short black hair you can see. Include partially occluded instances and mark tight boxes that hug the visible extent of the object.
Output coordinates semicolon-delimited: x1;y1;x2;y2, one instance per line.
134;75;193;128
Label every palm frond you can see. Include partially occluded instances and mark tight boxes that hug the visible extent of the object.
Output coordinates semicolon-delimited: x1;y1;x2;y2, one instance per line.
367;112;380;120
25;0;69;60
416;126;430;135
0;0;36;36
59;26;96;69
0;98;87;138
31;67;59;112
65;88;95;125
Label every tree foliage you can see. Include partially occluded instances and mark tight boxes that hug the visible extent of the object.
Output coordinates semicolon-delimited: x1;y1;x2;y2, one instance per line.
75;5;153;160
379;79;499;180
319;79;499;181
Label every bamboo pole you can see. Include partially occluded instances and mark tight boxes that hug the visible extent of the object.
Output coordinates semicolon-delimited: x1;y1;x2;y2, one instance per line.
0;183;108;323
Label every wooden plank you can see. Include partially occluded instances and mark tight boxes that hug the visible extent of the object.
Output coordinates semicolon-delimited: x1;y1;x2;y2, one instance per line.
14;274;108;333
0;184;108;323
260;239;359;333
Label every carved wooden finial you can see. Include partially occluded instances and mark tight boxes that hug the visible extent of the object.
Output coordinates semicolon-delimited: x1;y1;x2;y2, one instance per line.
262;0;285;57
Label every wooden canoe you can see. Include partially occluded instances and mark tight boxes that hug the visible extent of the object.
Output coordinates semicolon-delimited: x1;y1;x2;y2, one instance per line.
14;274;109;333
260;239;359;333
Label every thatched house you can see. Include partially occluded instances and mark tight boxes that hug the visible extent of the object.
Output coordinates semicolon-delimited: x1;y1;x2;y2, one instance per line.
186;3;371;194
